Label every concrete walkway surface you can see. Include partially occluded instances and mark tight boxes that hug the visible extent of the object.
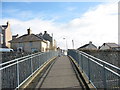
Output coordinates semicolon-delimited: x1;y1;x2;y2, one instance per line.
41;56;81;88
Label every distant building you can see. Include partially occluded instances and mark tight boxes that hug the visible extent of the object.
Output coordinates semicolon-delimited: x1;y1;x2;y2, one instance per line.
12;34;19;40
78;41;97;50
37;31;57;51
9;29;57;52
9;28;49;52
0;22;12;48
99;43;120;50
53;39;57;51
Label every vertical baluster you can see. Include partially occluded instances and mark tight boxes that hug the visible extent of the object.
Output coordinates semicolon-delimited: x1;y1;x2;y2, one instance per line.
88;56;91;83
17;59;19;88
103;64;107;89
81;54;83;73
31;54;33;75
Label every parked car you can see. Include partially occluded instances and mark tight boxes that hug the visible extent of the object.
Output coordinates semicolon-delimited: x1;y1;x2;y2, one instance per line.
0;48;13;52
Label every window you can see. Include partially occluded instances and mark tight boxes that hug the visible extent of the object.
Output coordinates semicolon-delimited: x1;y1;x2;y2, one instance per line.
29;42;32;47
0;34;3;44
19;43;23;47
42;47;44;52
31;48;38;52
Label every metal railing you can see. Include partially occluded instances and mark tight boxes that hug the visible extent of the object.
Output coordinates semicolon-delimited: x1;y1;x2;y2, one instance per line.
0;51;58;89
68;49;120;89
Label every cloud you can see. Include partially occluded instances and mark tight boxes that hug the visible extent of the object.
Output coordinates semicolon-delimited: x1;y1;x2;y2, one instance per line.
1;2;118;49
66;6;77;11
62;2;118;48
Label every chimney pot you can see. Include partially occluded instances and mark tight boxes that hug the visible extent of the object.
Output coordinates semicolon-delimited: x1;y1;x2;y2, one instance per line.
89;41;92;44
7;21;10;26
44;31;47;34
27;28;32;35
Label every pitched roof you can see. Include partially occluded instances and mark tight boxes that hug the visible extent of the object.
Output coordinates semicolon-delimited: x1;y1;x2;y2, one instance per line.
42;31;52;42
1;25;8;30
36;34;44;40
78;42;97;50
0;22;9;30
79;44;89;49
9;34;46;43
105;43;119;48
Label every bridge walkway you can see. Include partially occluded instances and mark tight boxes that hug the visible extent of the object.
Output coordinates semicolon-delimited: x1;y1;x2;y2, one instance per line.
40;56;82;88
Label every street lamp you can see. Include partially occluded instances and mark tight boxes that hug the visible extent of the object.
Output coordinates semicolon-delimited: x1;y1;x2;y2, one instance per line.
72;40;74;49
63;38;68;50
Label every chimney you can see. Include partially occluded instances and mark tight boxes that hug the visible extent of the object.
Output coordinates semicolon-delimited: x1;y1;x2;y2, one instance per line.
27;28;32;35
89;41;92;44
7;21;10;26
44;31;47;34
7;21;9;25
39;33;42;35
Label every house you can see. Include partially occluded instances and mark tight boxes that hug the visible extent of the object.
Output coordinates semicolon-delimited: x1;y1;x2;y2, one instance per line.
78;41;97;50
9;28;49;52
99;43;120;50
37;31;57;51
52;39;57;51
0;22;12;48
12;34;19;40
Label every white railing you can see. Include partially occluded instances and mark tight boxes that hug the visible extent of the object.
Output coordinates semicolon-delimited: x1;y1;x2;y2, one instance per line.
68;49;120;89
0;51;58;89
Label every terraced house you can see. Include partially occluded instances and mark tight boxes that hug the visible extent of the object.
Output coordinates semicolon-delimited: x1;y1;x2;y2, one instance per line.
9;29;56;52
99;43;120;51
0;22;12;48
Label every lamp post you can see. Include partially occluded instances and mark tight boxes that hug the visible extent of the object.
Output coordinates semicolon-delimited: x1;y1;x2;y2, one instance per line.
63;38;68;50
72;40;74;49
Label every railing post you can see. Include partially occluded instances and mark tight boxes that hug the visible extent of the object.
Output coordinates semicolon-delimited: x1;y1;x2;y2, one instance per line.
81;53;83;73
39;54;41;67
87;56;91;83
17;59;20;88
103;64;107;89
78;53;80;67
76;51;79;67
79;52;81;67
31;54;33;75
76;51;78;63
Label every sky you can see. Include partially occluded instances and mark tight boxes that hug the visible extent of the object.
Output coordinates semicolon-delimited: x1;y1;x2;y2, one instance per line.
1;1;119;49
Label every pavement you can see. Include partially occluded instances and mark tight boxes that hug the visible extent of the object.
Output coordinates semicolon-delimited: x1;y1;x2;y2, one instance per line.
41;56;81;88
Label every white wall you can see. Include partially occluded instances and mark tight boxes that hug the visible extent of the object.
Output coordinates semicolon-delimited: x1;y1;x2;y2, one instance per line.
46;41;50;49
5;23;12;48
100;44;110;50
85;44;97;50
41;41;47;52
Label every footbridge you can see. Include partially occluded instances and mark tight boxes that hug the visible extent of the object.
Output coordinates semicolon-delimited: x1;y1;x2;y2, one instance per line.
0;50;120;89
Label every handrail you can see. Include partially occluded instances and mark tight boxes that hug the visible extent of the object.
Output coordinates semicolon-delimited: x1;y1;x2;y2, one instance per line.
77;50;120;71
0;51;58;89
68;49;120;89
86;54;120;77
80;53;120;76
0;52;42;66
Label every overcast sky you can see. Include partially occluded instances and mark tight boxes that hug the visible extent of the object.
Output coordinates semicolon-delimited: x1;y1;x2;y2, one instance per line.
1;1;119;49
